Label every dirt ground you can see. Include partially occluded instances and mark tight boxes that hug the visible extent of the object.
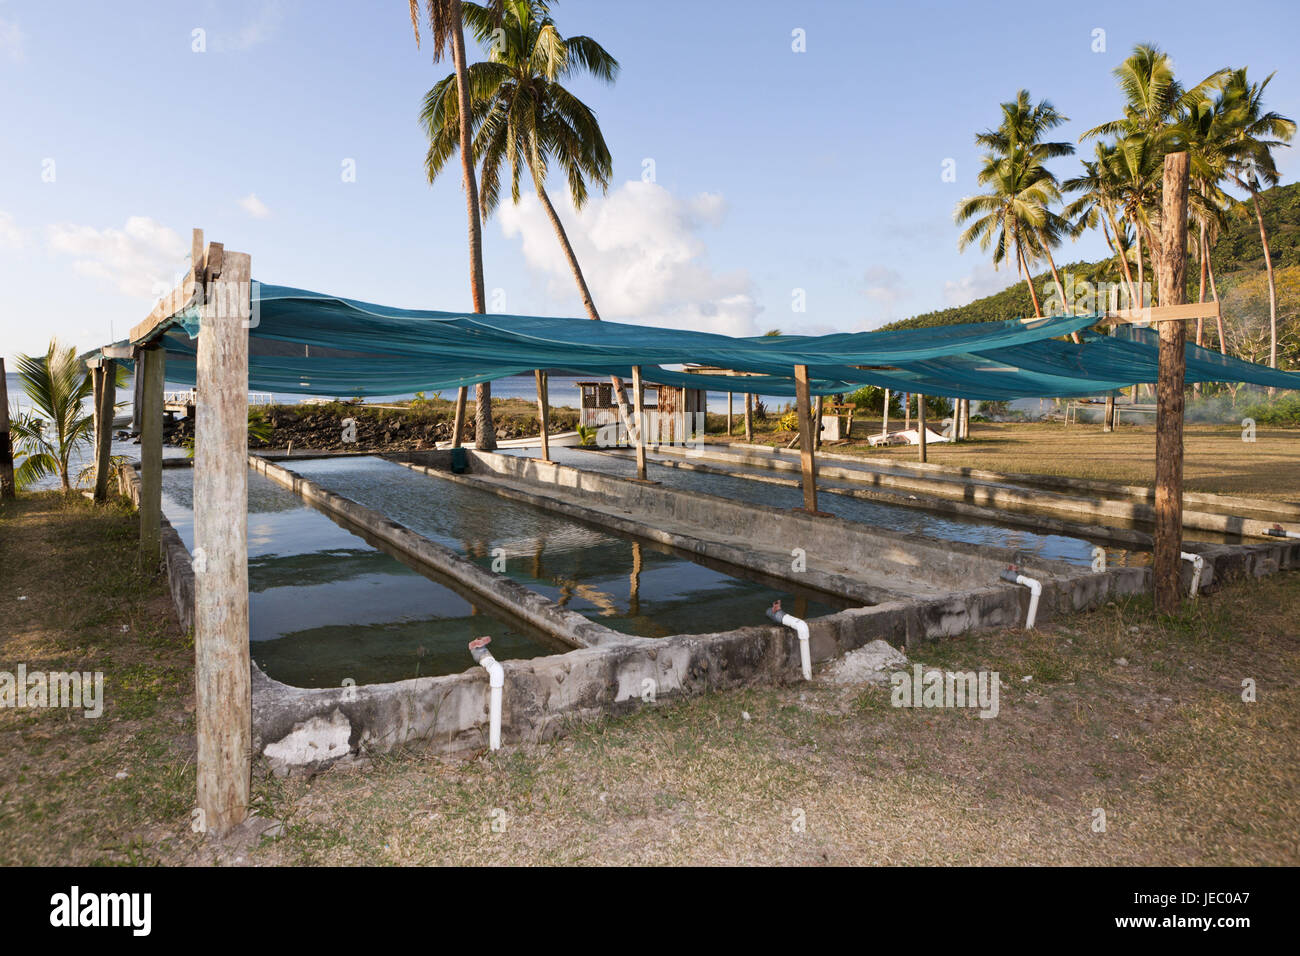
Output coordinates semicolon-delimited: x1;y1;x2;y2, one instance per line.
2;489;1297;866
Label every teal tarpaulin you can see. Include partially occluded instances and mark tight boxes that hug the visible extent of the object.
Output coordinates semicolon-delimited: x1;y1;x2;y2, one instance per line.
95;282;1300;401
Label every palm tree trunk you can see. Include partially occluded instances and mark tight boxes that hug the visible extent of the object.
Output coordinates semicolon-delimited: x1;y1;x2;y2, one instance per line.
1105;208;1138;308
530;171;635;433
1018;243;1042;318
1249;188;1279;369
1042;246;1068;315
1135;230;1144;310
1040;245;1081;343
449;1;494;450
1193;223;1206;396
1207;253;1226;355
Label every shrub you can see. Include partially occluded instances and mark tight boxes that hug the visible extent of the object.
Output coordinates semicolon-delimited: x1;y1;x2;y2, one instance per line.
1240;392;1300;426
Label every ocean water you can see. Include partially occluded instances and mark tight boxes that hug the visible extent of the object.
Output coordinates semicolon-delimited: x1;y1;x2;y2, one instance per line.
4;370;795;491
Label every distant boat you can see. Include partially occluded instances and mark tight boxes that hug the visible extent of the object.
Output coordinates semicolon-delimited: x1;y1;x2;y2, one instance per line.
867;427;951;447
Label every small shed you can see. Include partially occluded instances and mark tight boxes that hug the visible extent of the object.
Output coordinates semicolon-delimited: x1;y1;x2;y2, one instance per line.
577;379;706;442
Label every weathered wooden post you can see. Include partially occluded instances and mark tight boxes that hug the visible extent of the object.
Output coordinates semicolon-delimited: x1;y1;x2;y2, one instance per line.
0;357;14;499
451;386;467;447
1154;152;1190;614
534;369;550;462
138;346;165;563
1103;391;1116;433
917;394;928;463
794;365;818;512
93;359;116;502
632;365;647;481
744;391;753;442
882;388;890;438
194;248;252;835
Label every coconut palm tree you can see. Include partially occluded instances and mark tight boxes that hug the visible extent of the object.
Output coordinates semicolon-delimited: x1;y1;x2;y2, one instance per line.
1182;95;1236;352
956;91;1071;318
422;0;636;427
1217;68;1296;369
1082;44;1226;143
1081;45;1228;310
976;91;1076;315
408;0;502;450
1064;142;1140;308
10;340;96;491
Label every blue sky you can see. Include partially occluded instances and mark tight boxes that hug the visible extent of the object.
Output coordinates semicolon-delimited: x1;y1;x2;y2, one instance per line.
2;0;1298;362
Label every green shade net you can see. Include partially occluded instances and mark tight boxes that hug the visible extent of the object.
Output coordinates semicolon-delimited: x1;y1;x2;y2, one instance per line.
91;282;1300;401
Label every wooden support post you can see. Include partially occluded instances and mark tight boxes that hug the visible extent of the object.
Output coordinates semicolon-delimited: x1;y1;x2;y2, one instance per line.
814;393;824;450
451;386;467;448
744;392;753;442
93;360;116;502
794;365;818;512
727;392;733;436
534;370;550;463
1103;392;1116;433
1154;152;1190;614
0;357;14;499
917;395;928;463
632;365;647;481
194;250;252;836
138;346;165;564
904;393;911;432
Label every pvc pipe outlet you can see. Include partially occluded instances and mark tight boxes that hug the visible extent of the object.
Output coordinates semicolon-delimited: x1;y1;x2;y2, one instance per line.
468;636;504;751
1181;552;1205;597
766;600;811;680
1264;524;1300;540
999;567;1042;629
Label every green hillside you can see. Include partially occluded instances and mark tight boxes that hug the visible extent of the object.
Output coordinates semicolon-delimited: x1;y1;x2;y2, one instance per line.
883;181;1300;331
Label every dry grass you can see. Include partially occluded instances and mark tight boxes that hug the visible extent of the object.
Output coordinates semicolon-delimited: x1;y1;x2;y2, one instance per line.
742;421;1300;501
0;492;197;866
2;489;1298;866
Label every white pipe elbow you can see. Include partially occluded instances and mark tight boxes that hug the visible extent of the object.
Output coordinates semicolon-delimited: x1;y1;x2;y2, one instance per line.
1017;575;1042;629
469;637;504;751
766;601;812;680
1000;567;1041;629
1181;551;1205;597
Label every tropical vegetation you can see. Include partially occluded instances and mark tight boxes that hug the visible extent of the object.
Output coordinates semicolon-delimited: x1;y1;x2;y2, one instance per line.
9;340;109;491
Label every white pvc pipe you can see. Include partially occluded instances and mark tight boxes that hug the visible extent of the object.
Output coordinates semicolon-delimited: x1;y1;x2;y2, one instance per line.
1264;525;1300;540
468;637;505;751
1181;551;1205;598
766;601;811;680
1000;569;1042;629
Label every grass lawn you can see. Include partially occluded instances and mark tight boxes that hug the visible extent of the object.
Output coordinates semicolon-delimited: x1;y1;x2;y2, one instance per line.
3;487;1298;865
728;420;1300;501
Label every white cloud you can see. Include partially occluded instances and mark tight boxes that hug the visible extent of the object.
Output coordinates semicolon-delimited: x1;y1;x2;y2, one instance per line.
45;217;188;299
0;209;24;249
212;0;284;53
862;265;906;310
942;261;1012;307
497;181;762;336
0;15;25;63
238;192;270;218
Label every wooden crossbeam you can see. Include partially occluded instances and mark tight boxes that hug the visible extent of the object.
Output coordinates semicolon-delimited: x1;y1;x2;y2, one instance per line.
1105;302;1220;325
129;228;228;345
